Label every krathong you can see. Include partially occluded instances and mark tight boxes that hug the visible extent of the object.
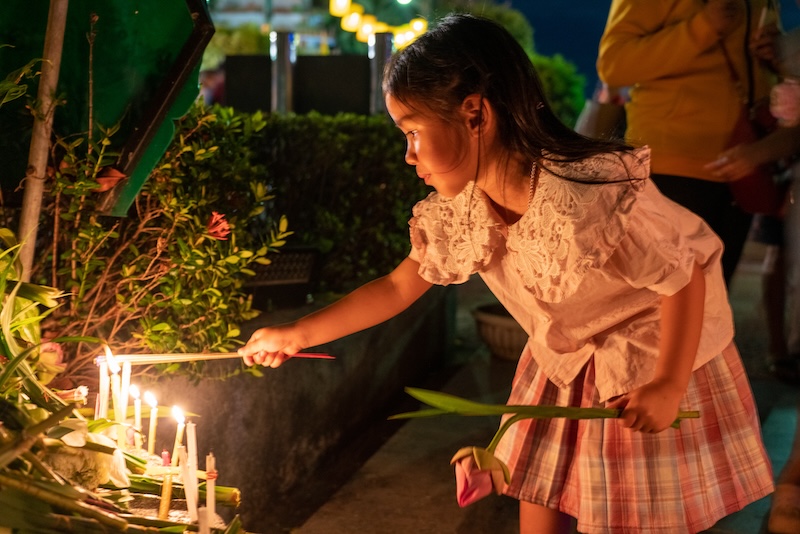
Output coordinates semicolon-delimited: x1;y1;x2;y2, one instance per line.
392;387;700;507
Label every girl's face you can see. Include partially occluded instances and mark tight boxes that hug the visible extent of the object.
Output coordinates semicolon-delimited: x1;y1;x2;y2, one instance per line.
385;94;477;198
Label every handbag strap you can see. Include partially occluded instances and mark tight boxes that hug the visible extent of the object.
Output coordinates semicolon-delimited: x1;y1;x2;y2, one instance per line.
719;0;755;106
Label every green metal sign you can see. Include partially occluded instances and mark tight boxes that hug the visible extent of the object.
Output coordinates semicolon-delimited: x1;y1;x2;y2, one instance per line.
0;0;214;216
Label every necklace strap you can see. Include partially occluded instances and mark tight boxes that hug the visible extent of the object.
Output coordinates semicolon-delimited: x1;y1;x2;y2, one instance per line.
527;162;539;209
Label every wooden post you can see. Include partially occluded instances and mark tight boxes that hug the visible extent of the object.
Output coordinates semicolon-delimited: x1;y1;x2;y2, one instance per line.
18;0;69;281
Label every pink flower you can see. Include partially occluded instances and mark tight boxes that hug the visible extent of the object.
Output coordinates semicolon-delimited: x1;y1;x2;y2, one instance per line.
207;211;231;240
450;446;509;507
770;80;800;127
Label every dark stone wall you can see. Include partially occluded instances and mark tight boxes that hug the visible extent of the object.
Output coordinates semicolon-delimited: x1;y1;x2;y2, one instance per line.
143;285;455;531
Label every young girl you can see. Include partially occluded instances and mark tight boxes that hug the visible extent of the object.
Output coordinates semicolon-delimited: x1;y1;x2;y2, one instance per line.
239;14;773;534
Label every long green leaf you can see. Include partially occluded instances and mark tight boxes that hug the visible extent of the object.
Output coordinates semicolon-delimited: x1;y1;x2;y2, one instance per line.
402;387;700;424
388;408;450;420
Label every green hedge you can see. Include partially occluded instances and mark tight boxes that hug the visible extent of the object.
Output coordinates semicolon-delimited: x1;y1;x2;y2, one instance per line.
252;111;430;294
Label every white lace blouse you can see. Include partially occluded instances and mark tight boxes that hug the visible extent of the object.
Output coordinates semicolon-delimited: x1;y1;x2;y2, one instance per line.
408;147;734;402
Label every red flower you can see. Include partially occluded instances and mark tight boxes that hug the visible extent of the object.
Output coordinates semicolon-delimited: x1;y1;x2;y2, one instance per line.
207;211;231;240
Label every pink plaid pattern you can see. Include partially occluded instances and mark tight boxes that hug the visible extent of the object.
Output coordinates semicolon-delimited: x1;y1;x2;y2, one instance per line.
494;343;774;533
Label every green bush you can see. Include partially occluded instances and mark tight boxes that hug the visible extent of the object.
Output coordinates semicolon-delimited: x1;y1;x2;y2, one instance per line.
531;52;586;129
33;104;288;380
252;111;429;293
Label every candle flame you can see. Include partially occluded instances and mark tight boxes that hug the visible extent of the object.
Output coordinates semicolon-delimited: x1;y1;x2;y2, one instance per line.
172;405;185;424
105;344;120;375
129;384;140;400
144;391;158;408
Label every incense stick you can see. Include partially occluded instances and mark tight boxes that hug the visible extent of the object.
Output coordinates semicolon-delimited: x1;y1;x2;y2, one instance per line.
94;352;335;366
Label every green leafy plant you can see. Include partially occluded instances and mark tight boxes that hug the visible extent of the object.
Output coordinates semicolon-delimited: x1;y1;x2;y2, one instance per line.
0;45;40;107
32;103;289;384
0;228;73;410
253;111;428;294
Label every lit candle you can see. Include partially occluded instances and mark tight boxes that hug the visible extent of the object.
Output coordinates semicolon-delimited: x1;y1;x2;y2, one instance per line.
170;406;185;467
206;452;216;519
95;360;110;420
106;348;125;448
129;384;142;450
158;472;173;520
145;391;158;455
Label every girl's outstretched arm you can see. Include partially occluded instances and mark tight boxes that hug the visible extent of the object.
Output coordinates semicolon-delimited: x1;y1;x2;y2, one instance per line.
239;257;433;368
609;261;706;433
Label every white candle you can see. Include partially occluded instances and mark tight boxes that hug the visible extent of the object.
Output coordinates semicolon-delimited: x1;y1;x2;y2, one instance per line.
206;452;216;519
170;406;185;467
96;361;110;420
120;361;131;421
145;391;158;455
180;443;198;521
186;421;198;468
107;351;125;448
186;421;199;521
198;506;210;534
129;385;143;450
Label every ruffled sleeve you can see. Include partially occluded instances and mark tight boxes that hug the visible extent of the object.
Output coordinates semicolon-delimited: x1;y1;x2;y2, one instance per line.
506;148;650;302
604;179;724;296
409;183;505;285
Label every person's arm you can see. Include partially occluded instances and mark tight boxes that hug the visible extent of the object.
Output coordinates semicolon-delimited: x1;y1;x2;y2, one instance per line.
705;124;800;181
239;257;433;367
598;0;743;87
608;261;705;433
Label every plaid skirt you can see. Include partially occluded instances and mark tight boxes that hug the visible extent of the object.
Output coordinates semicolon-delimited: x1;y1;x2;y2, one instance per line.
494;343;774;534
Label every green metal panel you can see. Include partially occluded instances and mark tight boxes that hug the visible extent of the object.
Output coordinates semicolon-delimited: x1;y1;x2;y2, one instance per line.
0;0;214;216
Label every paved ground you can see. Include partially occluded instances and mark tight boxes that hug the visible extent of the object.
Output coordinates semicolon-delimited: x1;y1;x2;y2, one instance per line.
261;240;798;534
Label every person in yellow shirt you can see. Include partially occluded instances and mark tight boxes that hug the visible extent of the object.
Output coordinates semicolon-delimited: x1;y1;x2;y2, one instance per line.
598;0;796;285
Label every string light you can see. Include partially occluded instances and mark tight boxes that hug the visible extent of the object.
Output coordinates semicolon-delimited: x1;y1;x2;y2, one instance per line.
330;1;427;48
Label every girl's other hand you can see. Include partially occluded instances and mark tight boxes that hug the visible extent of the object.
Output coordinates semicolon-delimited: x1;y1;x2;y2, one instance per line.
606;379;684;433
238;323;306;368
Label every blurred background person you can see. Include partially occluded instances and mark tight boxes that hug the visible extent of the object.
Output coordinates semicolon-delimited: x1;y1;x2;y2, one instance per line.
199;63;226;106
597;0;788;286
767;21;800;533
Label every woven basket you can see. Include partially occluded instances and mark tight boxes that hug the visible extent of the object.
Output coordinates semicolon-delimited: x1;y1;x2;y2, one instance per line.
472;303;528;361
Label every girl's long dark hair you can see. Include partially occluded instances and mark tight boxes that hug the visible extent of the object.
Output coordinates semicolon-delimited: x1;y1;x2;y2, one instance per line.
383;13;638;181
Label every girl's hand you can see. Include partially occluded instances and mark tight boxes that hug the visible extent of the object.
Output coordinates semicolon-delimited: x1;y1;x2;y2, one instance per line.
238;323;307;368
606;379;684;433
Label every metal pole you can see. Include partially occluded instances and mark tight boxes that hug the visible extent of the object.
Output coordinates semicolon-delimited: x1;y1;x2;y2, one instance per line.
370;32;393;115
271;31;294;113
18;0;69;281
